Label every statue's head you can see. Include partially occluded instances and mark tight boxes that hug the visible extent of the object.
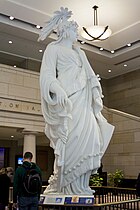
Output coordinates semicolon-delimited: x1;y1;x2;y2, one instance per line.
57;19;78;41
38;7;78;42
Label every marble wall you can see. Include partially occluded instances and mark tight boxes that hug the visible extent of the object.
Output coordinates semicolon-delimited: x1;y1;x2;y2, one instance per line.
102;69;140;117
102;108;140;179
0;64;44;132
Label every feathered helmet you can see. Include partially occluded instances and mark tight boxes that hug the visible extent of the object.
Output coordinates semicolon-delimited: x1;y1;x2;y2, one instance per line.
38;7;78;41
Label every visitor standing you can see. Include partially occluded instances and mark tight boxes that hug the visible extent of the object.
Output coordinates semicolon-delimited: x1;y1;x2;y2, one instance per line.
0;168;11;210
13;152;42;210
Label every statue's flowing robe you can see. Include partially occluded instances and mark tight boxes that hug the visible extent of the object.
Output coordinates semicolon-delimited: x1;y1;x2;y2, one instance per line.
40;43;114;194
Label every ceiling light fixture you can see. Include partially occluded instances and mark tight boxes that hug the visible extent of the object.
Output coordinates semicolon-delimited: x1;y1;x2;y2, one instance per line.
124;64;127;67
81;5;112;41
39;49;43;52
99;47;104;51
111;50;115;54
127;43;131;47
8;40;13;44
36;25;41;29
81;41;85;44
108;69;112;73
9;16;14;20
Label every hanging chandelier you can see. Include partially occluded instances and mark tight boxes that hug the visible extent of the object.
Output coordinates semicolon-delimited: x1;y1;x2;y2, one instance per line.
81;5;112;41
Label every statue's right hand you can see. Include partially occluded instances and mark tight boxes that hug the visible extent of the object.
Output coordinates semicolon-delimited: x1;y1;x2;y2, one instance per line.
50;81;68;107
56;89;68;107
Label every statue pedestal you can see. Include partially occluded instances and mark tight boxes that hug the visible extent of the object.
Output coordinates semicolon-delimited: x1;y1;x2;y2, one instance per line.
39;194;94;205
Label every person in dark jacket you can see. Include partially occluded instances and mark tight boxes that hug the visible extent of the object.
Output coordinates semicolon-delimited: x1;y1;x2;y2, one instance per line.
0;168;11;210
136;173;140;198
13;152;42;210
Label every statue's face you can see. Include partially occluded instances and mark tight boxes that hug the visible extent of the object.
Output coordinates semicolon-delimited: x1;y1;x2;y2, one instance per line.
69;28;78;42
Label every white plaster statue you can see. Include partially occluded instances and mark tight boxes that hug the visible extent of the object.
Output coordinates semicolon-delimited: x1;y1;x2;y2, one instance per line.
39;7;114;195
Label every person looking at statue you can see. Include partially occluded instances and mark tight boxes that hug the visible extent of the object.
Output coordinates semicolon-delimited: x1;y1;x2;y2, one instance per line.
13;152;42;210
39;7;114;195
6;166;14;184
0;167;11;210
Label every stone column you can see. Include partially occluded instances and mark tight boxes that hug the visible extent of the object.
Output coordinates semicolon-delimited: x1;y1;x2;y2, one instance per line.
23;131;37;163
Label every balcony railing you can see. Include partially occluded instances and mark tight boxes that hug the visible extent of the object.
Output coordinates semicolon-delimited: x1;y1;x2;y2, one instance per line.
90;186;137;204
9;186;140;210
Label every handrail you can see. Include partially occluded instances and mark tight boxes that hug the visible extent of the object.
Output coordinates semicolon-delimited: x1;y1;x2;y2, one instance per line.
90;185;136;191
93;198;140;206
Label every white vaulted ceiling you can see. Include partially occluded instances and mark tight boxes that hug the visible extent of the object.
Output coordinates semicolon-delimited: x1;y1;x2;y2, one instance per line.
0;0;140;79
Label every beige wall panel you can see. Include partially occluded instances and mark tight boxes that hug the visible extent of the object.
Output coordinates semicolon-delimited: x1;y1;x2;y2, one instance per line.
103;108;140;179
112;132;134;144
104;69;140;117
0;83;9;94
134;131;140;142
0;71;23;86
23;76;39;89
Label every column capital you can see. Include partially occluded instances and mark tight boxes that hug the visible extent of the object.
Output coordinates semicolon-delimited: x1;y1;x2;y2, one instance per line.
22;129;39;136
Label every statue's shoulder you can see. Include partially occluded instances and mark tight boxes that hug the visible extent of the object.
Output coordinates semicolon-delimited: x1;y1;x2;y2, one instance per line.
74;45;85;53
74;46;86;57
80;48;86;55
42;44;60;60
45;43;59;53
